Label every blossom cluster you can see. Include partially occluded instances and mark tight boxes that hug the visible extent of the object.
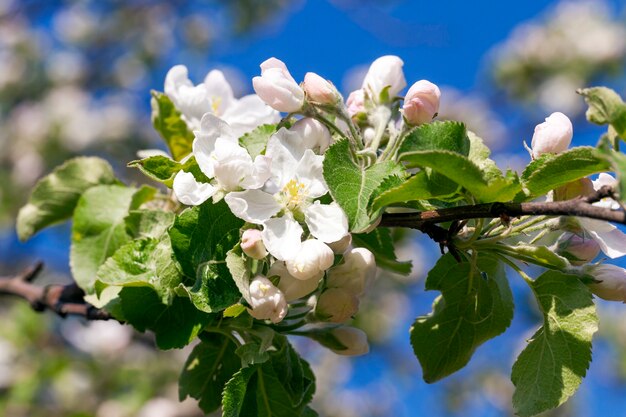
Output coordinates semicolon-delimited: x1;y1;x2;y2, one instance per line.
159;55;440;354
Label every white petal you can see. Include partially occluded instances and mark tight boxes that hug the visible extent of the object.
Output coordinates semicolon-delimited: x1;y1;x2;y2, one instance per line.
240;155;271;189
581;217;626;258
296;150;327;198
193;114;236;178
172;171;215;206
264;128;302;192
262;217;303;261
222;94;280;138
305;202;349;243
224;190;281;224
212;138;254;191
269;261;321;301
203;69;234;115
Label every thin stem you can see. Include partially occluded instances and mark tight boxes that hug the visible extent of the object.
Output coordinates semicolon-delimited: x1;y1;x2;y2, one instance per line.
492;252;534;285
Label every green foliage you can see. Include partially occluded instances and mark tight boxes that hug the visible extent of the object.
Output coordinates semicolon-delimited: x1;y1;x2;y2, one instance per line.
511;271;598;417
323;139;404;232
397;121;470;157
578;87;626;138
597;142;626;203
410;253;514;383
521;147;610;197
16;157;119;241
70;185;155;293
151;91;195;161
180;262;242;313
179;334;241;414
371;171;457;211
239;124;277;158
128;155;196;187
352;227;412;274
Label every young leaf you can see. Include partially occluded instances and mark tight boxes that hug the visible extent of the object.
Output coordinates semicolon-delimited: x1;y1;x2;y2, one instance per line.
352;227;412;275
151;90;195;161
227;249;252;304
521;147;610;197
17;157;118;241
128;155;195;187
180;261;241;313
179;334;241;414
70;185;155;293
239;124;277;158
119;287;212;349
323;139;404;233
397;121;470;157
124;209;175;239
222;367;257;417
410;253;514;382
578;87;626;138
371;171;458;212
511;270;598;417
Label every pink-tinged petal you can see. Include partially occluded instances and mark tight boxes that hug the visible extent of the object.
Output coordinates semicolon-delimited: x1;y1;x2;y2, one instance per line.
581;217;626;258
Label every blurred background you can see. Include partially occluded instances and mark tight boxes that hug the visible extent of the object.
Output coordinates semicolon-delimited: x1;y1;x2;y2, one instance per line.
2;0;626;416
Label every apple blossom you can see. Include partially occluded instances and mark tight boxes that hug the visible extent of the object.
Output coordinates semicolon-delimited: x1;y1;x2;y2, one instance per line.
346;89;366;116
329;327;369;356
584;264;626;302
303;72;340;104
326;247;376;296
247;276;288;323
402;80;441;125
362;55;406;102
315;287;359;323
172;171;215;206
268;261;321;301
285;239;334;280
530;112;573;159
241;229;268;260
290;118;332;154
554;232;601;265
252;58;304;113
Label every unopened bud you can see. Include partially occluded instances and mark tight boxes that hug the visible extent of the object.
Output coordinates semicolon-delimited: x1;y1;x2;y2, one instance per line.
315;288;359;323
326;247;376;296
290;118;332;153
555;232;601;265
241;229;268;259
286;239;334;280
346;89;366;117
329;327;369;356
252;57;304;113
530;112;573;159
303;72;340;104
269;261;321;301
362;55;406;102
402;80;441;125
584;264;626;302
327;234;352;254
247;276;288;323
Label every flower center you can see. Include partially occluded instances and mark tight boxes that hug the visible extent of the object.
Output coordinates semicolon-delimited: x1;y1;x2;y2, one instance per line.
211;96;222;115
281;179;308;211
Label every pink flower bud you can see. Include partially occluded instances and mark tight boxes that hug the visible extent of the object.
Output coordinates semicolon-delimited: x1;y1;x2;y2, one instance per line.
555;233;600;265
241;229;268;260
402;80;441;125
329;327;369;356
584;264;626;302
362;55;407;102
346;89;365;116
247;276;288;323
269;261;321;301
285;239;334;280
530;112;573;159
303;72;339;104
252;57;304;113
315;288;359;323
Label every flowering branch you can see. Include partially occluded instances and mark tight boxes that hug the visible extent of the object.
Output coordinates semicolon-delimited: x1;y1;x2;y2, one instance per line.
0;262;112;320
379;186;624;229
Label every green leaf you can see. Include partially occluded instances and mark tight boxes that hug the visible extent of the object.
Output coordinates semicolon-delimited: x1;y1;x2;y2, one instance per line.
398;150;520;202
95;235;183;303
17;157;118;241
239;124;277;158
410;253;514;383
235;343;271;367
227;249;252;303
508;244;571;270
323;139;404;232
397;121;470;157
521;147;610;197
180;261;241;313
119;287;212;349
179;334;241;414
511;270;598;417
578;87;626;137
151;91;195;161
169;200;244;280
222;367;257;417
597;143;626;204
371;171;458;212
70;185;155;293
352;228;412;275
124;209;175;239
128;155;195;187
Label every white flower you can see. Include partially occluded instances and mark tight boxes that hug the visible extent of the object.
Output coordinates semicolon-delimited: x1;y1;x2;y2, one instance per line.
578;173;626;258
252;58;304;112
402;80;441;125
326;247;376;296
584;264;626;302
315;288;359;323
530;112;573;159
172;171;215;206
164;65;279;136
269;261;321;301
290;118;332;154
241;229;268;260
247;276;288;323
362;55;406;102
329;327;369;356
285;239;335;280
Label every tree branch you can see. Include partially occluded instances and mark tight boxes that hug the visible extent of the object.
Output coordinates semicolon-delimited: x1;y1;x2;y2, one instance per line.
380;186;625;230
0;262;112;320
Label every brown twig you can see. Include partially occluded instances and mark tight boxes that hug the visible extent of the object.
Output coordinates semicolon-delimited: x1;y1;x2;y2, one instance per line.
0;262;112;320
